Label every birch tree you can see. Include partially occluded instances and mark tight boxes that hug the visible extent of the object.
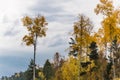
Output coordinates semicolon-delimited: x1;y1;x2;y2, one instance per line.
22;15;48;80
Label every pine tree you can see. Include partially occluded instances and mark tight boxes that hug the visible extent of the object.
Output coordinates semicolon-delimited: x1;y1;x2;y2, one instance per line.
24;59;41;80
89;41;98;60
88;41;99;79
43;59;54;80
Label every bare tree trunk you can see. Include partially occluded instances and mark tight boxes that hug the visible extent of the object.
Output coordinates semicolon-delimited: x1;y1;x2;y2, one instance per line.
78;51;80;80
109;26;116;79
112;52;116;79
33;43;36;80
33;35;37;80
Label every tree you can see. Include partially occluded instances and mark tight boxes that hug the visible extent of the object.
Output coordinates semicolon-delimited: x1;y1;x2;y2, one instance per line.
111;37;120;78
104;57;113;80
24;59;34;80
24;59;41;80
43;59;54;80
22;15;48;80
60;57;79;80
38;71;46;80
76;41;99;80
95;0;120;79
70;14;94;80
53;52;60;69
53;52;65;80
88;41;99;79
72;14;93;54
89;41;98;60
53;68;63;80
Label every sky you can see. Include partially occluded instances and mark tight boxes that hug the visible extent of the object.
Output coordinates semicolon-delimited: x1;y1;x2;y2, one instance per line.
0;0;120;77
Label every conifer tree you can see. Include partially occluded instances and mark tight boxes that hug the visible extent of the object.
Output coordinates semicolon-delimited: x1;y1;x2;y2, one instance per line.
89;41;98;61
43;59;54;80
88;41;99;79
24;59;41;80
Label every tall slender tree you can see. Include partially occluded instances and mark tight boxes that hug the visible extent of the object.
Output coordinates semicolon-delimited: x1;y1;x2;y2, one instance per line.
22;15;48;80
70;14;93;80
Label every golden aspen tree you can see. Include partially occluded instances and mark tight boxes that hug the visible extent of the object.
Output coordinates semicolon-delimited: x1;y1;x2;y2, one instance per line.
22;15;48;80
70;14;94;80
61;57;79;80
95;0;120;79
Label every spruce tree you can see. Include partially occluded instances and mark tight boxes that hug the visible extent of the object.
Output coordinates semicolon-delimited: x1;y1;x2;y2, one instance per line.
24;59;41;80
43;59;54;80
89;41;98;60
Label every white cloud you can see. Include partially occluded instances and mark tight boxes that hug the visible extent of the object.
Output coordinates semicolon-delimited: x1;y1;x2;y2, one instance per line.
0;0;38;54
0;0;37;36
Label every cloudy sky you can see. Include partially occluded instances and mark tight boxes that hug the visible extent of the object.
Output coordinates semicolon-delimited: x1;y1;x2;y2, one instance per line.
0;0;120;77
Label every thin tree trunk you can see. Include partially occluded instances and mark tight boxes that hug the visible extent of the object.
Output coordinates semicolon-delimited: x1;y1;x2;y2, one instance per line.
109;25;116;79
33;43;36;80
112;52;116;79
78;16;83;80
33;35;37;80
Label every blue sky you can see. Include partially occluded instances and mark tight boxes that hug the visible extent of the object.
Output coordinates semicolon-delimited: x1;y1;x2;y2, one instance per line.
0;0;120;77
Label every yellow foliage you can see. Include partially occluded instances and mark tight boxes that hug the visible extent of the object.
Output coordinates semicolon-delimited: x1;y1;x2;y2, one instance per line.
95;0;120;46
38;72;46;80
61;57;78;80
86;60;95;72
22;16;32;26
95;1;120;79
22;15;48;46
72;15;93;57
102;10;120;42
94;0;113;16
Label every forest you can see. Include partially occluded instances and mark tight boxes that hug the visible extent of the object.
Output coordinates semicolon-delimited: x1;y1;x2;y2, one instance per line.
1;0;120;80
